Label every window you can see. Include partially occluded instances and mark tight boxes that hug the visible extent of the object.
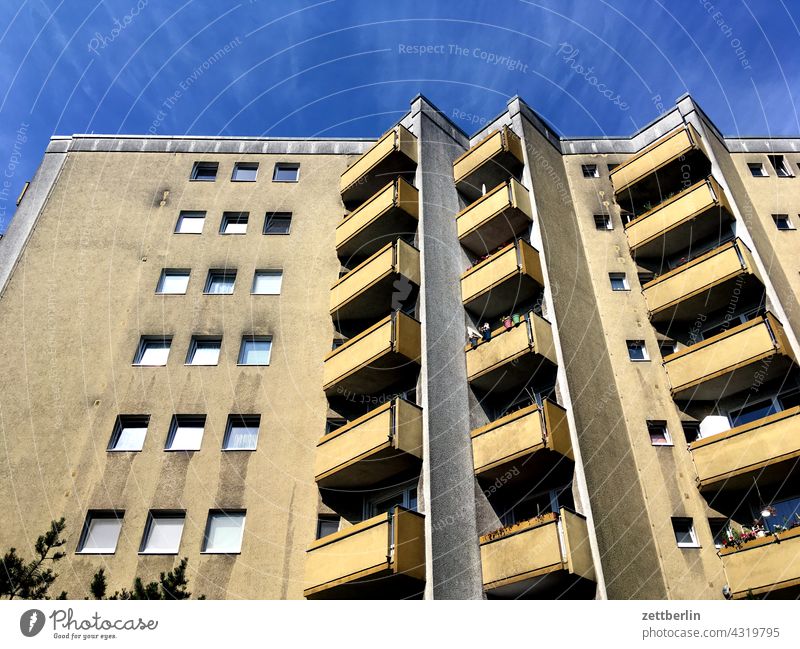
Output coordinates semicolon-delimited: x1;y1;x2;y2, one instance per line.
638;271;655;285
133;336;171;366
708;518;728;548
728;398;779;428
273;163;300;182
77;511;123;554
672;518;700;548
581;164;599;178
768;154;793;178
316;515;339;539
220;211;249;234
682;422;701;443
140;511;185;554
504;484;573;526
156;269;190;295
165;415;206;451
202;510;245;553
594;214;612;230
609;272;629;291
747;162;768;177
607;163;619;172
175;211;206;234
223;415;260;450
263;212;292;234
186;336;221;366
772;213;795;230
204;270;236;295
231;162;258;182
366;484;418;518
658;340;677;357
626;340;649;361
620;211;635;225
251;270;283;295
191;161;218;181
108;415;149;452
647;420;672;446
238;336;272;365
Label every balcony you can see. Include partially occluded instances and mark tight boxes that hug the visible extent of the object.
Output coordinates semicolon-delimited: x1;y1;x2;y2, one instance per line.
330;239;420;324
625;176;735;259
471;400;572;483
466;311;557;393
690;406;800;492
719;527;800;599
480;508;596;598
340;124;418;207
304;507;425;599
315;398;423;489
461;239;544;321
642;239;762;323
611;124;712;214
336;178;419;262
456;179;533;255
663;313;796;401
323;311;421;397
453;126;525;203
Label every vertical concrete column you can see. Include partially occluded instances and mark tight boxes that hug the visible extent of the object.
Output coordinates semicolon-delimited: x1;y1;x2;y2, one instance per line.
413;96;484;599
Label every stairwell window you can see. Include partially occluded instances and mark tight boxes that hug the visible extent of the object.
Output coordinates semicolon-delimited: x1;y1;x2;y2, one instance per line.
582;164;599;178
672;518;700;548
768;154;793;178
747;162;768;177
647;420;672;446
626;340;649;361
772;214;795;231
191;161;218;181
609;272;629;291
594;214;612;230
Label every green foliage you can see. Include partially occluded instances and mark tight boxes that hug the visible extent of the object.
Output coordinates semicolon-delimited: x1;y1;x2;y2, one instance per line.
0;518;67;600
91;558;204;600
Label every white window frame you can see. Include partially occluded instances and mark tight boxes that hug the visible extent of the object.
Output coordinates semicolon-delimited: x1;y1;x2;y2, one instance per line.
175;211;206;234
108;415;149;452
219;212;249;235
768;154;794;178
772;213;795;231
747;162;768;178
272;163;300;183
238;336;272;366
165;415;206;451
581;164;599;178
647;420;672;446
626;339;649;361
231;162;259;182
156;269;191;295
609;272;629;291
77;511;124;554
202;510;246;554
672;517;700;548
133;336;172;366
186;336;222;366
139;511;185;555
204;270;236;295
222;415;260;451
251;270;283;295
594;214;612;230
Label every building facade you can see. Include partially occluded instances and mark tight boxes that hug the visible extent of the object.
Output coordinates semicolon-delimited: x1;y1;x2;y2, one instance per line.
1;94;799;599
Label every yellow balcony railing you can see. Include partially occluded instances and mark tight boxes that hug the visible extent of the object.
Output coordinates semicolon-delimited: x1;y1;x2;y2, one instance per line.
611;123;706;196
453;126;525;202
461;239;543;320
330;239;420;323
323;311;421;397
625;176;734;258
663;313;796;401
719;526;800;599
471;400;572;482
690;406;800;491
340;125;418;207
336;178;419;261
480;508;595;597
642;239;761;323
304;507;425;599
466;311;556;393
456;179;532;254
315;398;423;489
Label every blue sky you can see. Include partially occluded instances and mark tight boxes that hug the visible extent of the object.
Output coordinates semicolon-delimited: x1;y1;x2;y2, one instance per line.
1;0;798;232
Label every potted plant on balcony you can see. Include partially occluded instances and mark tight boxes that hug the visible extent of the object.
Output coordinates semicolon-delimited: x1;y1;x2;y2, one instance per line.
512;313;522;326
502;315;513;330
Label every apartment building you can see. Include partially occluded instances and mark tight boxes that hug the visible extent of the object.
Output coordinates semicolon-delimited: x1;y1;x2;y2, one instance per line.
1;93;799;600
